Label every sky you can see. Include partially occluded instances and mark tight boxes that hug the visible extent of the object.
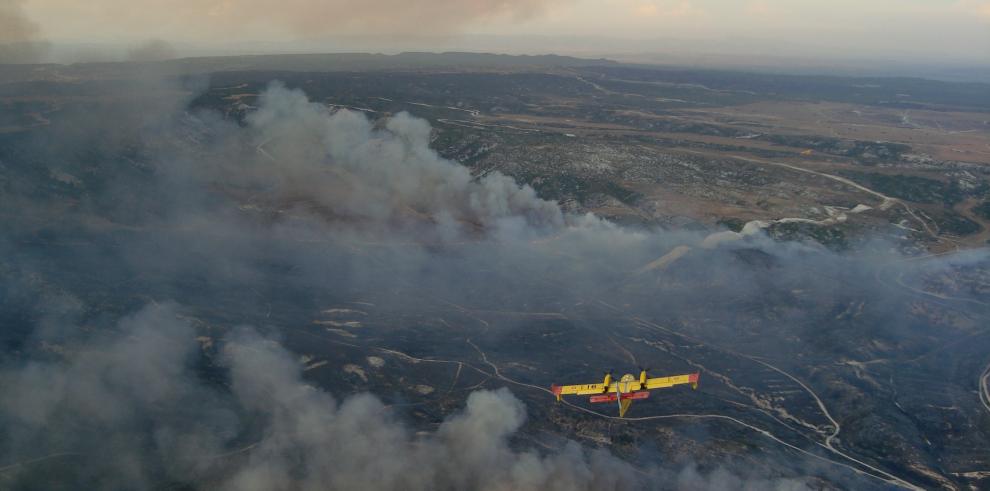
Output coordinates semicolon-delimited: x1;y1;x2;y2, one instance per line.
6;0;990;63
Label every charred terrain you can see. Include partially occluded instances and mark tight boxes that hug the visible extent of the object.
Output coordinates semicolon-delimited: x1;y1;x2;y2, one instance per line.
1;53;989;490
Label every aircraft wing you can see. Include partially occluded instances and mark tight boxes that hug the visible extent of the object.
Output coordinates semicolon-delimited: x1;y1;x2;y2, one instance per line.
644;372;699;390
555;381;649;395
554;383;609;395
552;372;699;400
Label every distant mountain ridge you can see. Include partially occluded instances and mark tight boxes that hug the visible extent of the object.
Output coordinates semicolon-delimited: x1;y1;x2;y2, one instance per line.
0;51;619;83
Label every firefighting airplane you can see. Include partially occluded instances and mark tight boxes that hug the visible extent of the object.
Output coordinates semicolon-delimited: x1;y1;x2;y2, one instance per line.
551;369;700;417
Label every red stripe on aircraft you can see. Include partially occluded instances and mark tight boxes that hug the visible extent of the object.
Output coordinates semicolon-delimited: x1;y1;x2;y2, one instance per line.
589;391;649;403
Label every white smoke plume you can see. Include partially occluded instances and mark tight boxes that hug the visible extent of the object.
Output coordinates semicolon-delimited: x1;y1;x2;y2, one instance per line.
0;303;640;490
244;83;565;235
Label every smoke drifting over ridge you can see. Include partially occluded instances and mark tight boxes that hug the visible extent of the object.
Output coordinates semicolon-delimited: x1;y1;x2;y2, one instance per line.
0;0;49;63
126;39;178;62
0;77;986;490
0;0;37;43
244;83;565;235
23;0;562;40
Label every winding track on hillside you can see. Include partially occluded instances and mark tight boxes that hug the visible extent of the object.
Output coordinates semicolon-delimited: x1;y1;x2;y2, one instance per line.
678;149;942;240
342;324;923;490
455;337;922;491
592;307;926;490
282;309;926;490
980;362;990;417
307;247;931;490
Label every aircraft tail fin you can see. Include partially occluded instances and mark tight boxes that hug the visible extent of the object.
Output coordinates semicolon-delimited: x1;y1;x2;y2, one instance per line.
619;398;633;417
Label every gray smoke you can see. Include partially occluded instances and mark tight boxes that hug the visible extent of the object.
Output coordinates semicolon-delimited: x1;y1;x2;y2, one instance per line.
0;77;985;490
0;303;640;490
241;82;565;235
675;465;812;491
13;0;560;38
222;326;638;491
126;39;177;62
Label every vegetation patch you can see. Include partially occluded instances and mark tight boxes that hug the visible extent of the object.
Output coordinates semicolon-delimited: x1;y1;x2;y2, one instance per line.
716;217;747;232
840;171;965;205
933;212;981;236
766;135;909;163
974;200;990;221
767;221;848;251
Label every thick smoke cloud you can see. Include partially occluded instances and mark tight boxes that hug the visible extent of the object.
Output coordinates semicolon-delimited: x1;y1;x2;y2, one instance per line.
0;303;640;490
0;77;986;490
244;83;564;235
123;82;685;308
0;0;49;63
223;326;639;491
0;0;37;44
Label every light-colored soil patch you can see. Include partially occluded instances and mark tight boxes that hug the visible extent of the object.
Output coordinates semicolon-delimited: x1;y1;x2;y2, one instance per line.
304;360;328;371
684;101;990;164
344;364;367;381
313;320;363;328
195;336;213;351
321;308;368;316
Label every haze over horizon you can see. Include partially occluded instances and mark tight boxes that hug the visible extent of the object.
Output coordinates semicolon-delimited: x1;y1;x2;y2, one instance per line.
4;0;990;69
